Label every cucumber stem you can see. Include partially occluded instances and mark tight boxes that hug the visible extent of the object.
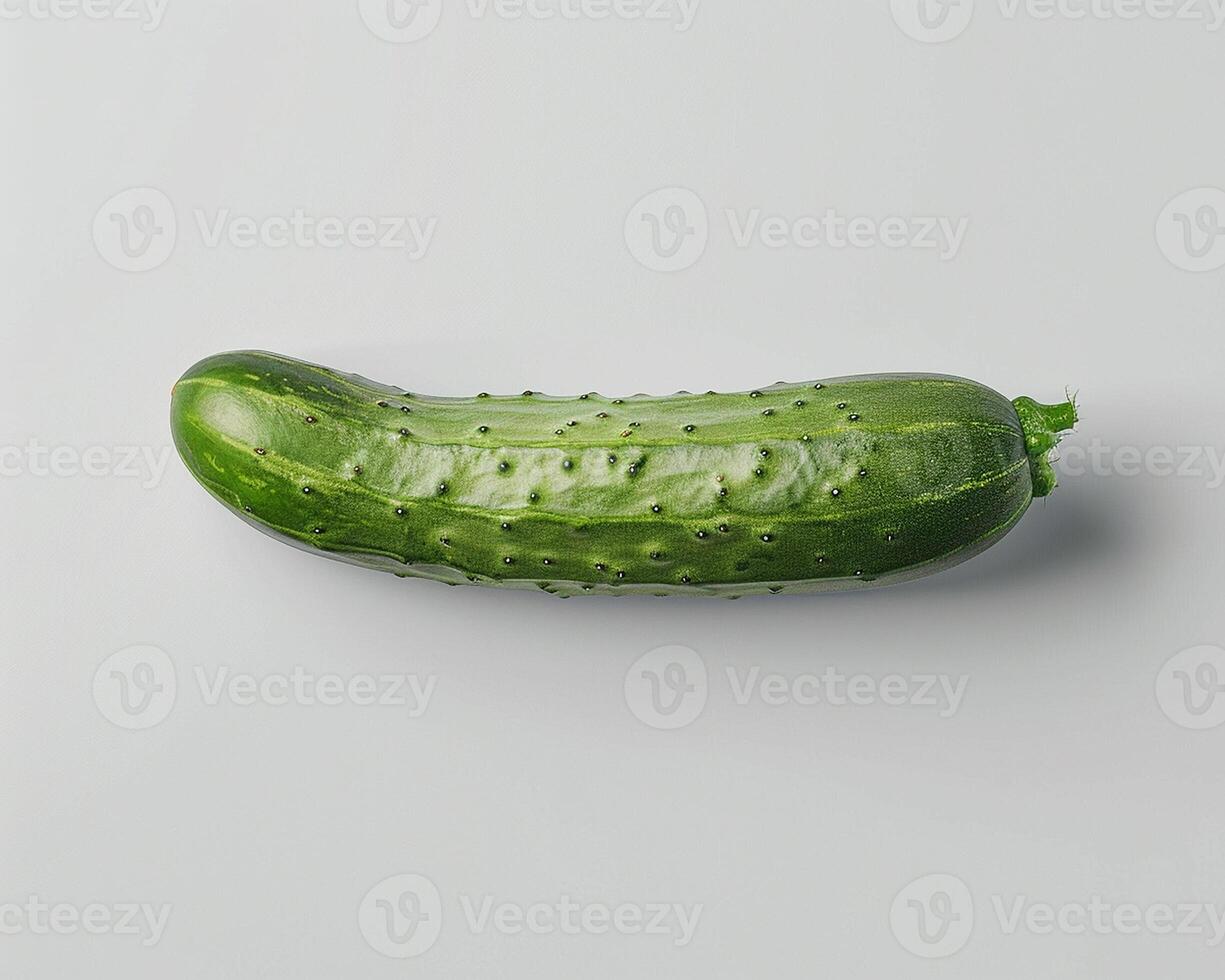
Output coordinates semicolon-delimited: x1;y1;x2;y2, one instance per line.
1012;395;1078;498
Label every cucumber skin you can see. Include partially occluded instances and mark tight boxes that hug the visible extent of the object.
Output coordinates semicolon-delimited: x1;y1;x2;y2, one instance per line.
170;351;1073;597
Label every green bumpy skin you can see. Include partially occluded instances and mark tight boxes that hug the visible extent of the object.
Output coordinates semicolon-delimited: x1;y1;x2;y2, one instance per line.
170;351;1077;597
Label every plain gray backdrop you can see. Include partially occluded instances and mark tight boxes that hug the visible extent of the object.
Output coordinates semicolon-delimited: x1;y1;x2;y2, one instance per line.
4;1;1225;976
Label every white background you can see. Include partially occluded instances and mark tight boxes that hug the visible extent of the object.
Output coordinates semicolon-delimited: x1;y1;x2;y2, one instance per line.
4;1;1225;976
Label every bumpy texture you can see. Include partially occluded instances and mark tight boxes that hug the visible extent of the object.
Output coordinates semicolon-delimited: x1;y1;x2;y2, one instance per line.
170;351;1076;597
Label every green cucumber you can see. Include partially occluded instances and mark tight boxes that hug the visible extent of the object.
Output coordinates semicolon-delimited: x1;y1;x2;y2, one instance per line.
170;351;1077;597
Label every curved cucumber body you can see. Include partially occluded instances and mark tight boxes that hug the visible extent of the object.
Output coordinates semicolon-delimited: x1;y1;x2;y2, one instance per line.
170;351;1076;597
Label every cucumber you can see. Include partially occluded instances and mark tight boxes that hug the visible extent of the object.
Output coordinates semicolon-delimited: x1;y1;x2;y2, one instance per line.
170;351;1077;597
